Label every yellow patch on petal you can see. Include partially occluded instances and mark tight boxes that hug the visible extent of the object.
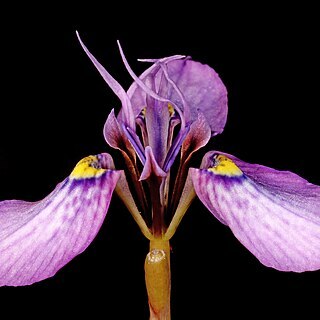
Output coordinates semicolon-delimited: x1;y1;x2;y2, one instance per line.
70;156;107;179
208;155;243;177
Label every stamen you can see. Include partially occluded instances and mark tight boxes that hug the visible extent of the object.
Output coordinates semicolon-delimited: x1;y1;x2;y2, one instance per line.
136;114;149;147
163;124;190;172
167;116;180;151
122;125;146;164
168;103;175;117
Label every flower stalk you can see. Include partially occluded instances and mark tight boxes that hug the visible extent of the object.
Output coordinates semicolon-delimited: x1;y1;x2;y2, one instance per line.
145;240;171;320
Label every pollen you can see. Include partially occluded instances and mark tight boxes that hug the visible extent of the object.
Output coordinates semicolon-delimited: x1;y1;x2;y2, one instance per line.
208;154;243;177
70;155;107;179
168;103;175;117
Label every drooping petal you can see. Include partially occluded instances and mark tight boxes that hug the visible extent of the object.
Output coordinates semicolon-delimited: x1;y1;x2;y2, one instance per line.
166;59;228;136
191;151;320;272
0;154;120;286
76;32;135;130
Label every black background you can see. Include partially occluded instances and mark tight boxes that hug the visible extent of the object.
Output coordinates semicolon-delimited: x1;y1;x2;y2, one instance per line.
0;3;319;318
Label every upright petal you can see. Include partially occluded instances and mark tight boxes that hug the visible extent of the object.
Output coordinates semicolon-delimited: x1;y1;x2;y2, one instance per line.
169;113;211;215
127;56;228;135
104;109;135;155
77;32;135;130
181;112;211;164
166;59;228;136
191;151;320;272
0;154;120;286
127;55;186;117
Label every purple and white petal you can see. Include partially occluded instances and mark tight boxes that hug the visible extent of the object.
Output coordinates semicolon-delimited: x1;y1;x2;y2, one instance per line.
0;153;120;286
191;151;320;272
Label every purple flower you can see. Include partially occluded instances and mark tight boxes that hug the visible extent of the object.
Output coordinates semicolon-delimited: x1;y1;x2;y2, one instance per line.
1;33;319;317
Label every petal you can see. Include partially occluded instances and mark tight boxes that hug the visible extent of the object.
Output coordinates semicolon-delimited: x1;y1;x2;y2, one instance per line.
167;60;228;136
145;99;170;166
191;151;320;272
104;110;148;213
126;54;228;136
181;112;211;163
117;42;186;129
163;124;190;172
104;109;136;157
127;55;186;117
0;154;120;286
76;32;135;130
169;113;211;214
140;146;167;181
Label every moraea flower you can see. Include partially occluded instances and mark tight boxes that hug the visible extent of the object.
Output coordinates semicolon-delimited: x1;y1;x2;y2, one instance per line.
1;32;319;319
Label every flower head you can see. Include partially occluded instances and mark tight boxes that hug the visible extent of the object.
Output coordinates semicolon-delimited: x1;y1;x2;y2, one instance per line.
1;33;319;297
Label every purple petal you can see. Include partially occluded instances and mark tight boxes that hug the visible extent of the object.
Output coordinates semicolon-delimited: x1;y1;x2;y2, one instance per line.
145;99;170;166
166;60;228;136
181;112;211;163
104;109;135;155
0;154;120;286
121;124;146;164
126;54;227;136
169;113;211;214
140;146;167;181
127;55;186;117
104;110;148;212
76;32;135;130
117;42;186;129
191;151;320;272
163;124;190;172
